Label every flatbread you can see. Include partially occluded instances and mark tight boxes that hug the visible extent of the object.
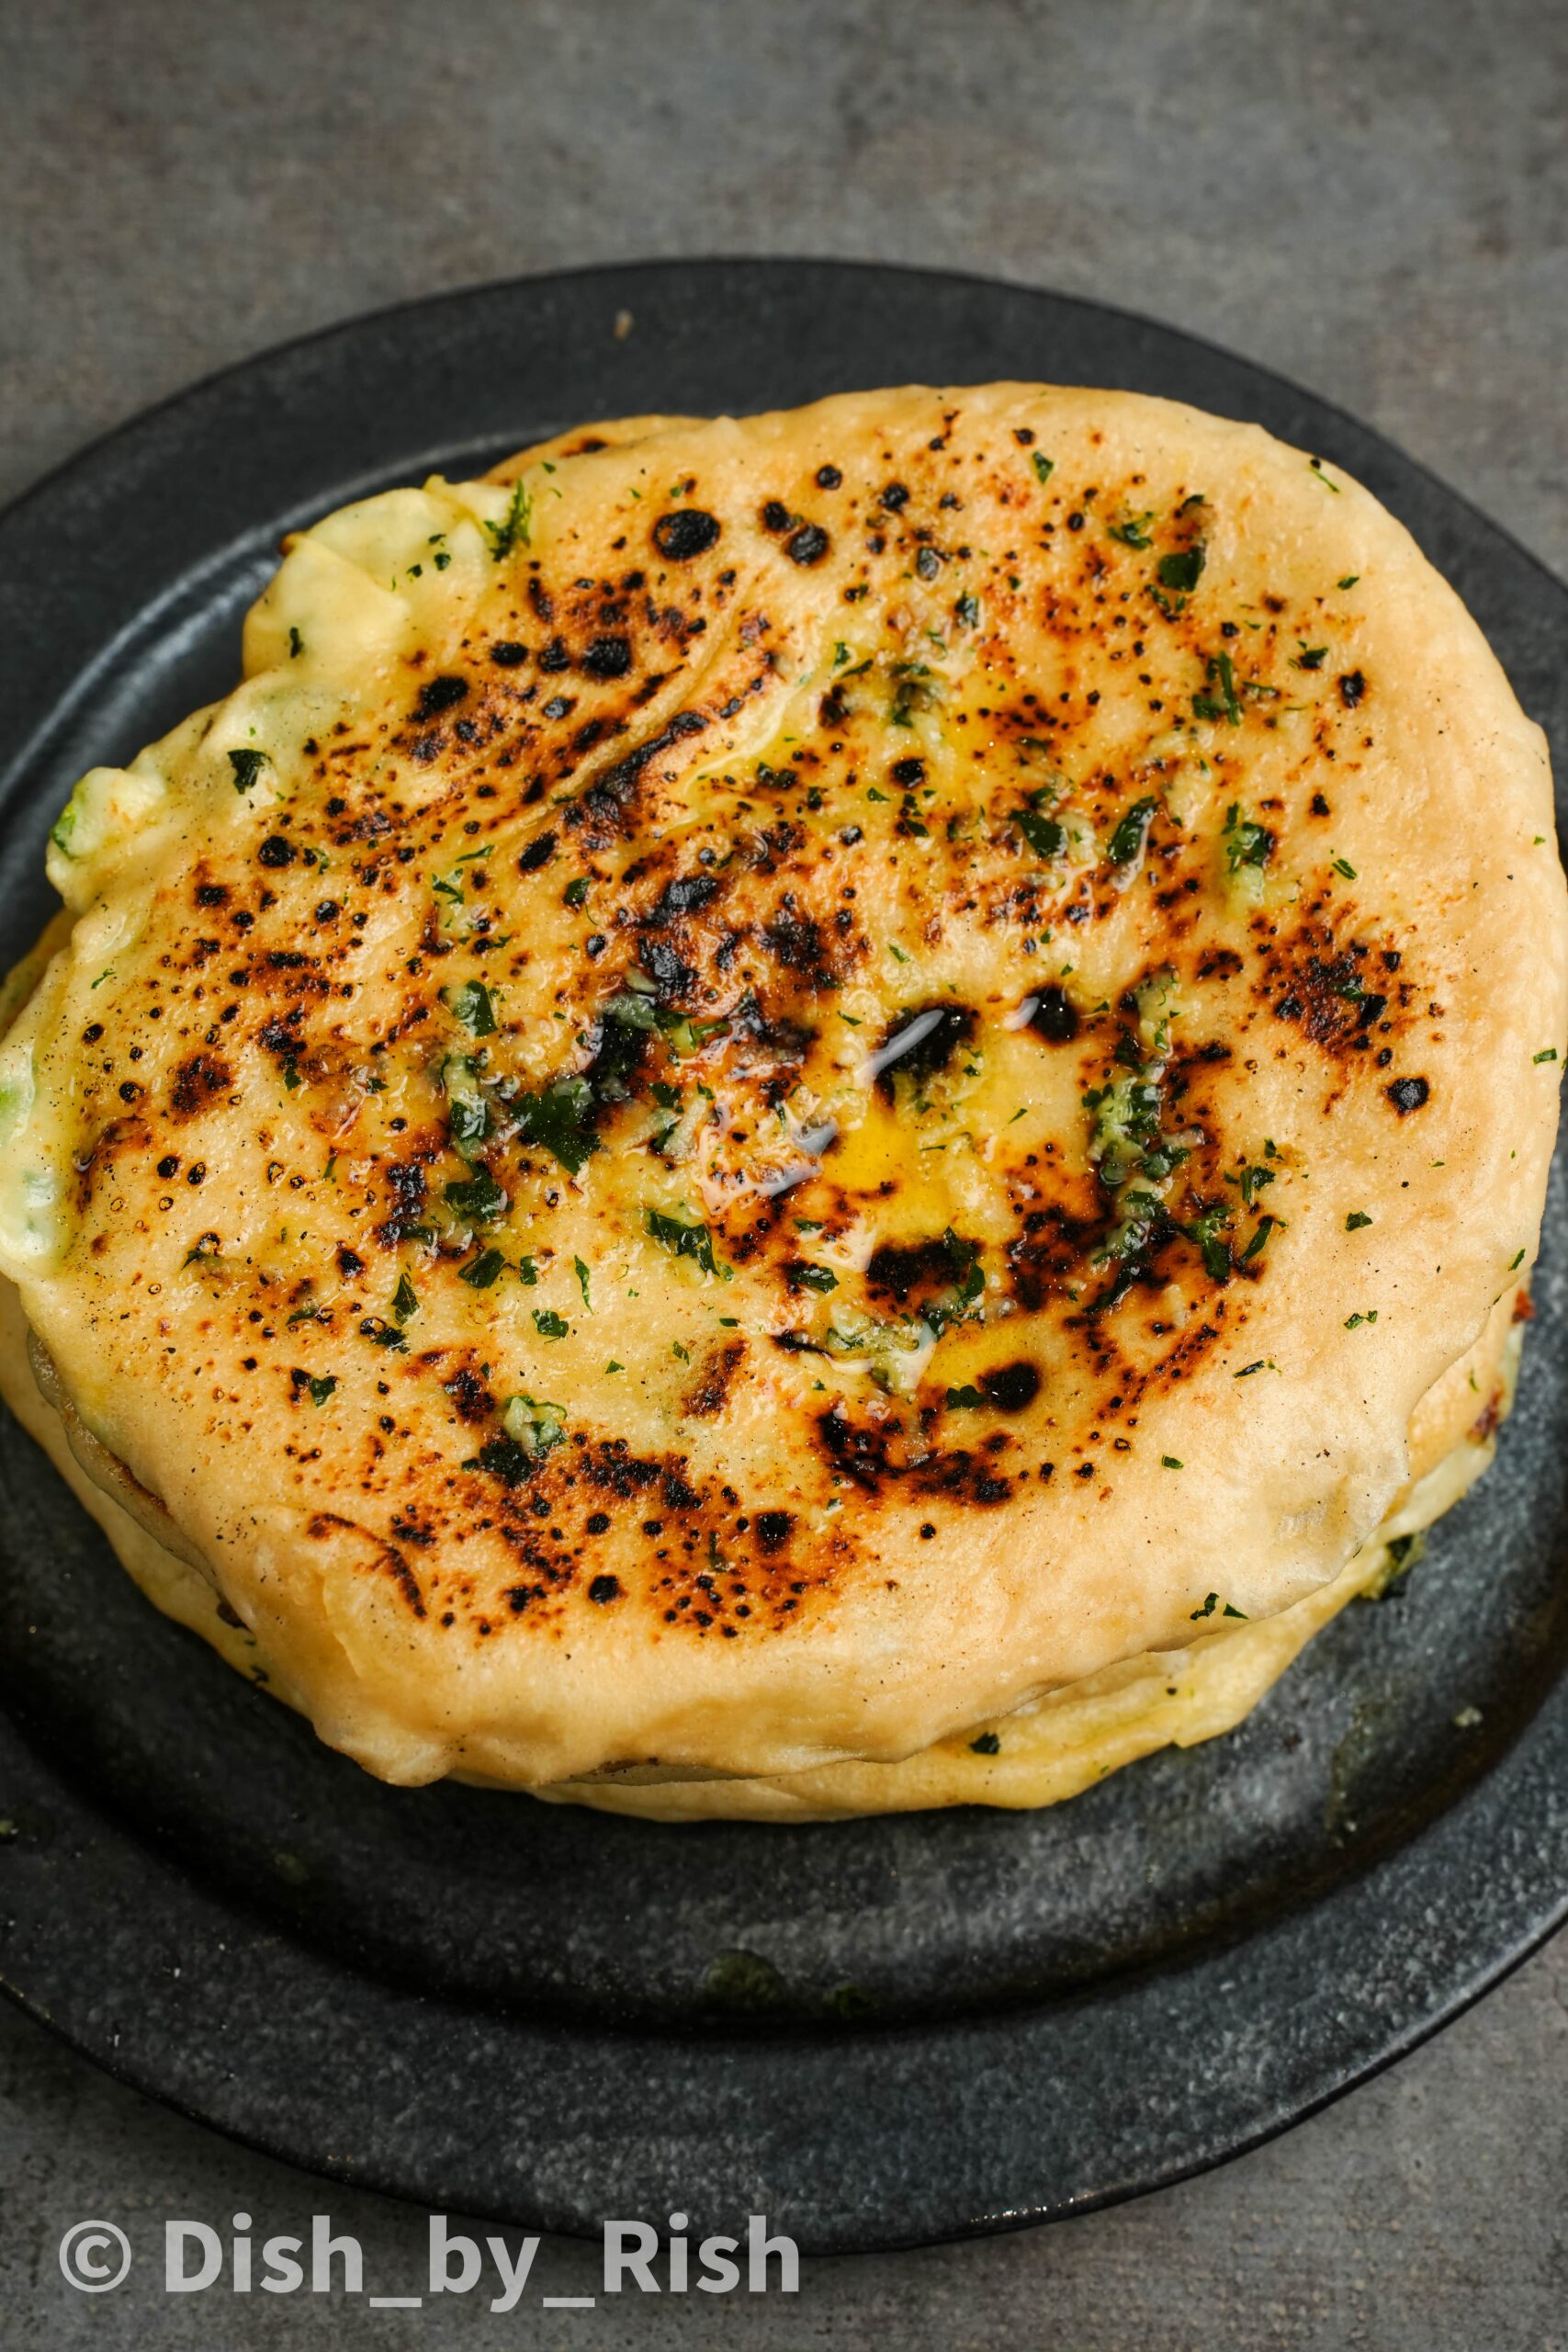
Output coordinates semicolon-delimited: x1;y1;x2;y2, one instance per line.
0;384;1561;1804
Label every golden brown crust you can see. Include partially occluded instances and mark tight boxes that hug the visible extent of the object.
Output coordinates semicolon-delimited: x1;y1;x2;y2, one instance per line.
0;1271;1517;1817
0;384;1562;1794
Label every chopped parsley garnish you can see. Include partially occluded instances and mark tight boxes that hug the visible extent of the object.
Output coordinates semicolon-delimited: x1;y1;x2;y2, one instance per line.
563;876;590;908
459;1249;506;1288
945;1385;985;1408
1346;1211;1373;1231
1345;1310;1379;1329
513;1075;599;1176
1332;855;1358;881
1228;1160;1276;1208
306;1374;336;1407
1222;803;1273;876
1239;1214;1276;1261
954;591;981;628
228;748;267;792
1032;451;1055;484
446;1092;488;1149
970;1731;1001;1755
646;1208;723;1277
1015;805;1066;859
445;978;496;1035
358;1317;408;1351
1156;545;1206;594
1106;796;1156;865
1108;511;1154;548
574;1255;592;1308
791;1263;839;1293
486;480;533;560
1161;1455;1183;1469
444;1170;509;1222
1293;643;1329;670
1184;1203;1233;1283
1193;650;1243;726
533;1307;570;1339
1095;1186;1166;1269
1337;574;1360;590
391;1272;420;1322
1508;1248;1526;1272
1190;1591;1247;1620
1534;1048;1559;1064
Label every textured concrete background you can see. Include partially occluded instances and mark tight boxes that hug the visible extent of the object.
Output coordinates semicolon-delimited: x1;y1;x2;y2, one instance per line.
2;0;1566;2343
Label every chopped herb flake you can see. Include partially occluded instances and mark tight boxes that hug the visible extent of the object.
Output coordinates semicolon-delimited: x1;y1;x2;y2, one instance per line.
444;1169;508;1222
1106;796;1157;865
228;748;267;792
1193;650;1243;726
514;1075;599;1176
358;1316;407;1351
459;1248;506;1288
647;1208;723;1277
486;481;533;560
1156;545;1206;594
792;1263;839;1293
1016;806;1066;859
445;978;496;1035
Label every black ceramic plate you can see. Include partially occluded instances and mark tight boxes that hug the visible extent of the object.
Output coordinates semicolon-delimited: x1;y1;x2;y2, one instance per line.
2;261;1566;2256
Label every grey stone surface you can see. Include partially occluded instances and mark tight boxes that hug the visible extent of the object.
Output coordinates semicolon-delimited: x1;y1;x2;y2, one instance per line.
1;0;1565;2341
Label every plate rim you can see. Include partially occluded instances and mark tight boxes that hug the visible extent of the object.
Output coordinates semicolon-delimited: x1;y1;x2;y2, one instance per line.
2;254;1566;2255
